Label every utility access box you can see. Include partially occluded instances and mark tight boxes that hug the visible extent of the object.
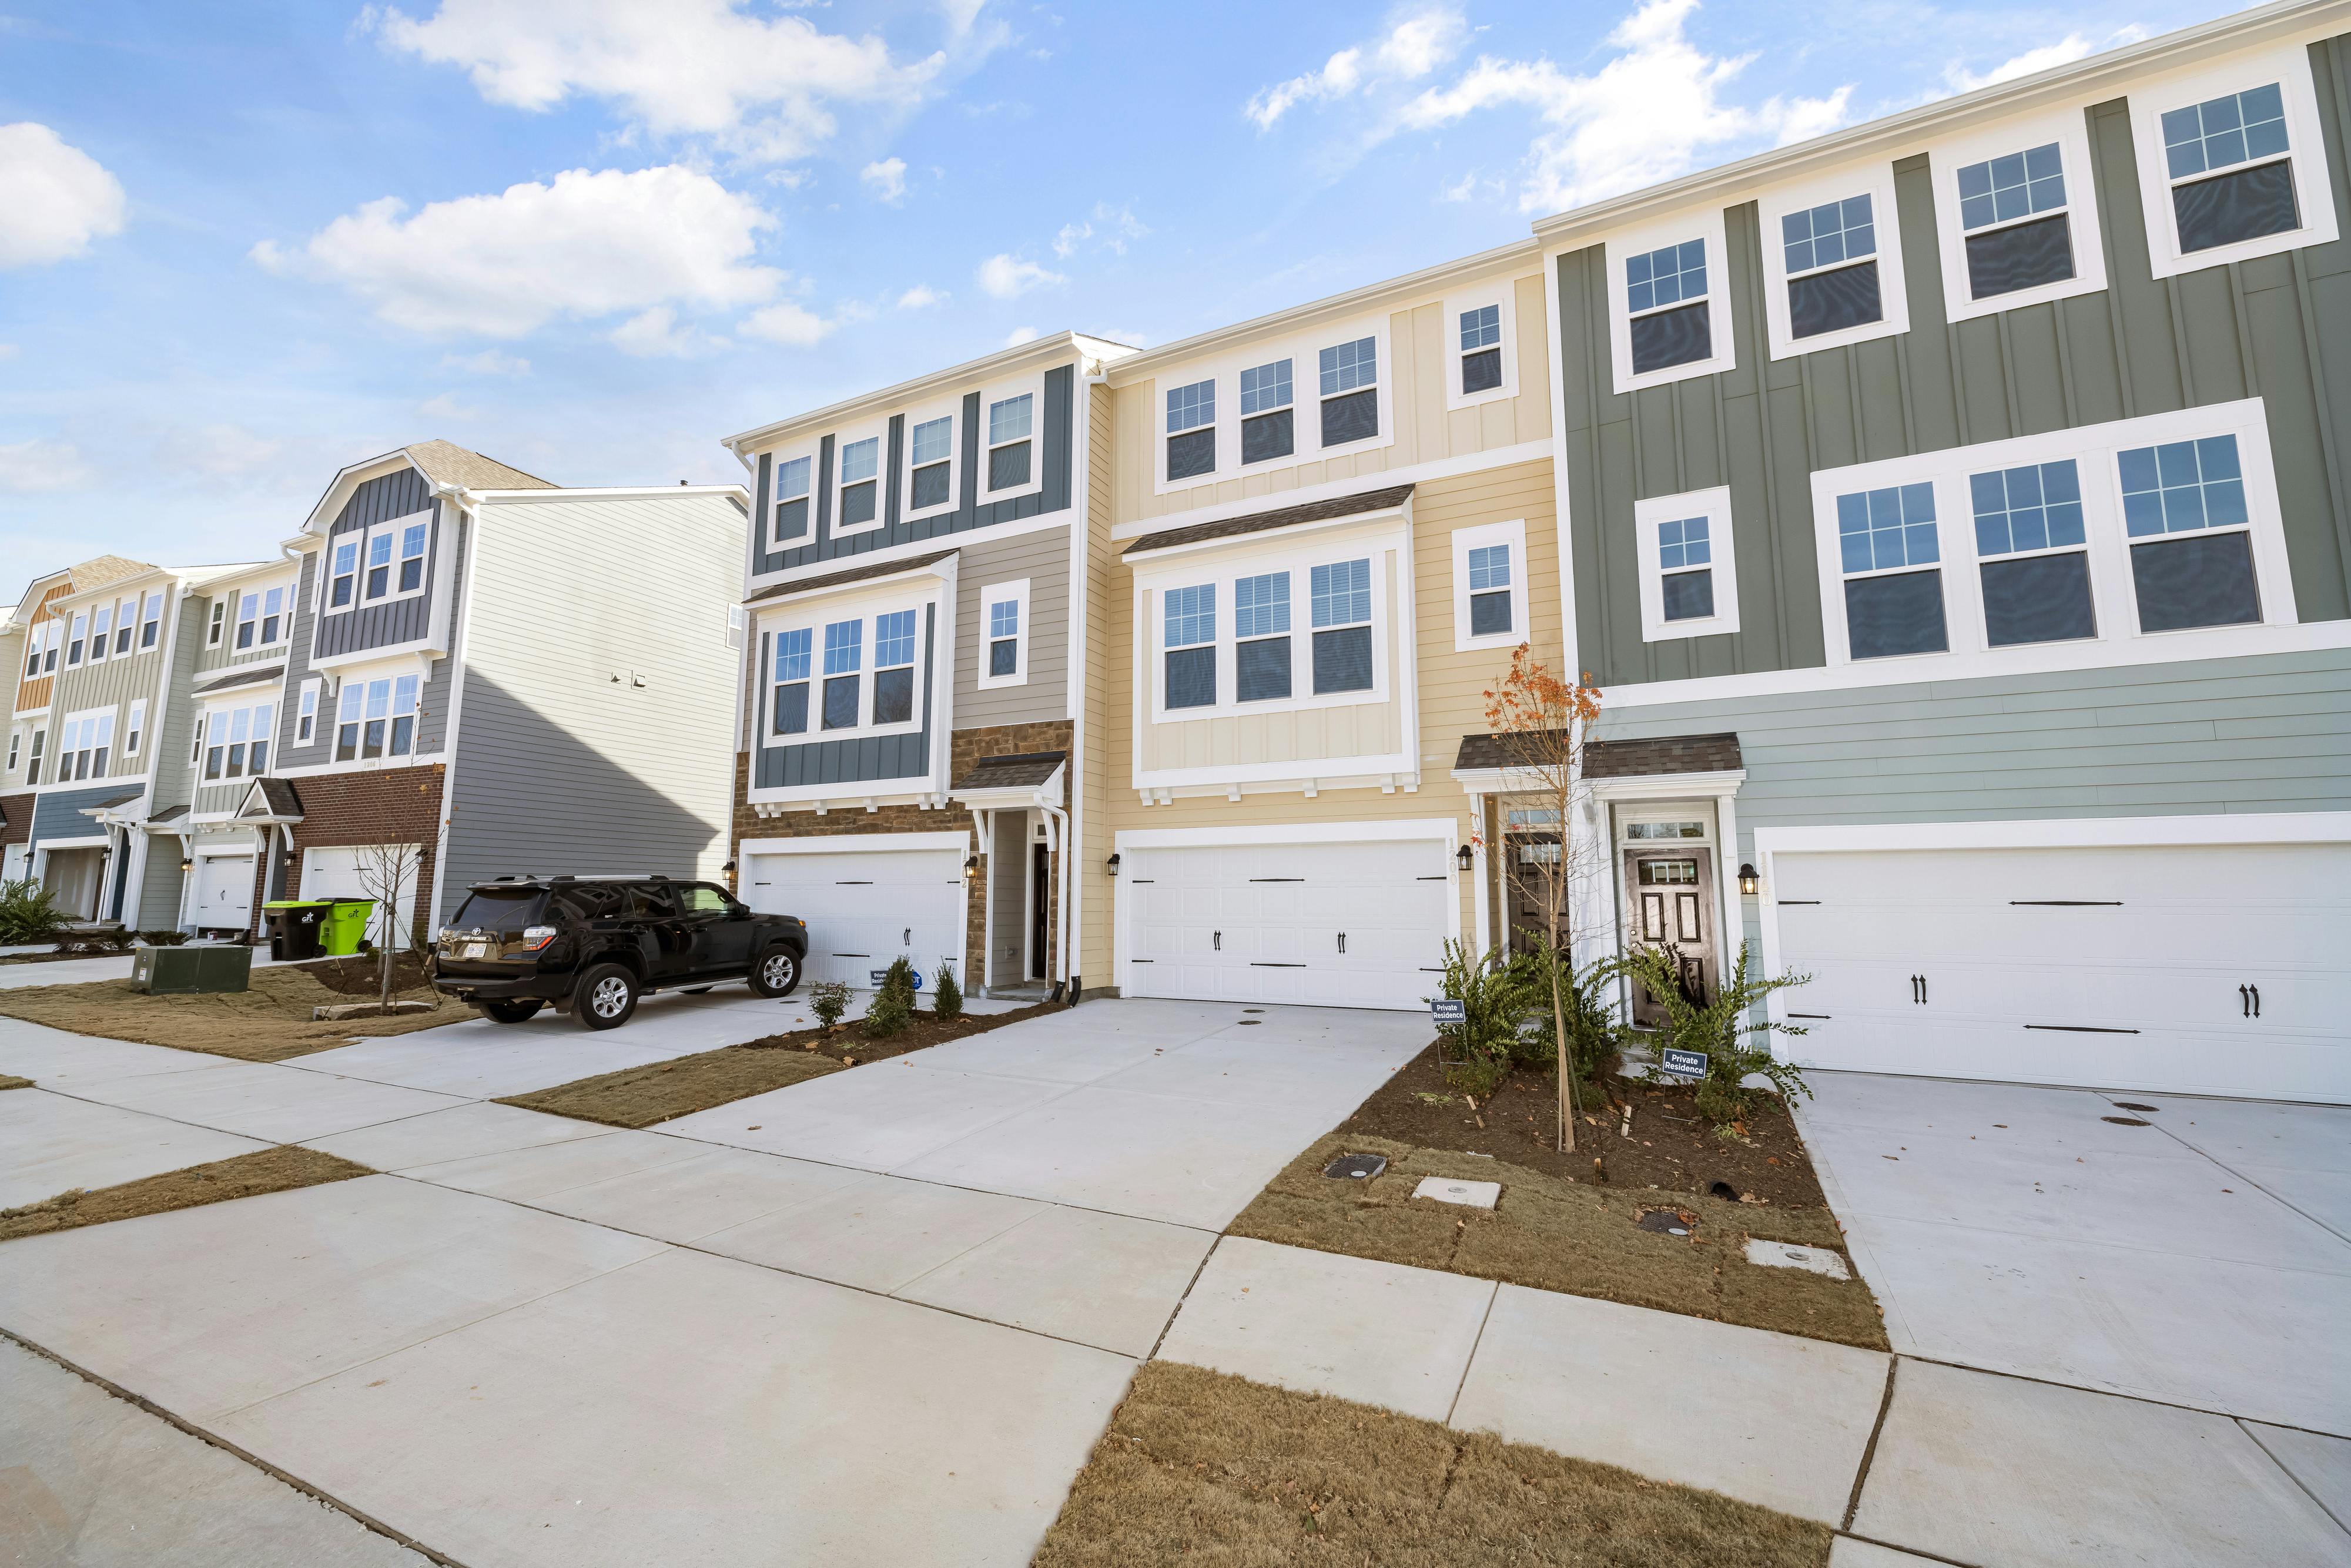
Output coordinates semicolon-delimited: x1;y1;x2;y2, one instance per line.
131;943;253;995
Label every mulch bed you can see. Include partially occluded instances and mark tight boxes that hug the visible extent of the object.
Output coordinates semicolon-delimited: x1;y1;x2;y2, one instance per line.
299;952;434;995
0;964;452;1062
1034;1361;1831;1568
498;1003;1056;1129
1342;1041;1827;1207
0;1146;371;1243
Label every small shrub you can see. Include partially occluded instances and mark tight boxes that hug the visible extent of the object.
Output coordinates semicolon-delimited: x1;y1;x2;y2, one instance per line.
0;879;66;947
809;981;851;1030
862;957;917;1038
1428;940;1536;1093
932;959;963;1019
1620;941;1813;1125
1519;935;1624;1082
136;929;190;947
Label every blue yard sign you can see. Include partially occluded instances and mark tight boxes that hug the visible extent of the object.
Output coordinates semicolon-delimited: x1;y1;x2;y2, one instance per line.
1431;998;1467;1027
1660;1047;1707;1080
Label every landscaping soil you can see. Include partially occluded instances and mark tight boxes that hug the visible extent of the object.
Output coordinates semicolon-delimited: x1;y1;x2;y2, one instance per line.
500;1002;1056;1129
1034;1361;1832;1568
1340;1041;1829;1209
0;1075;29;1091
0;1146;371;1243
0;964;453;1062
299;952;433;996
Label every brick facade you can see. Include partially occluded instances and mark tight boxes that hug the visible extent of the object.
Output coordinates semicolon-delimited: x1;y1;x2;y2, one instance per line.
273;766;448;944
731;718;1073;987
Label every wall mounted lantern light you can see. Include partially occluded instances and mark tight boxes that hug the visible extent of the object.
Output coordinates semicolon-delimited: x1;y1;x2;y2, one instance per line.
1456;844;1476;872
963;855;980;882
1106;853;1121;877
1738;863;1761;896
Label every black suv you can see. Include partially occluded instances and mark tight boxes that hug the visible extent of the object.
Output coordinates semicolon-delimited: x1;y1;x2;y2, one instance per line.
430;875;806;1030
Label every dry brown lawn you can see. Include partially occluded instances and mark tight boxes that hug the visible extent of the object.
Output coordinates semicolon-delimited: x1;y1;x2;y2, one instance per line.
0;962;454;1062
0;1146;371;1243
1034;1361;1832;1568
0;1074;30;1091
1229;1134;1887;1352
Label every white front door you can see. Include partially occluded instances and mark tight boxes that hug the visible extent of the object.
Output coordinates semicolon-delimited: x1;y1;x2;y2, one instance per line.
2;843;27;883
741;846;963;991
193;853;256;933
300;845;424;949
1123;835;1453;1010
1773;841;2351;1102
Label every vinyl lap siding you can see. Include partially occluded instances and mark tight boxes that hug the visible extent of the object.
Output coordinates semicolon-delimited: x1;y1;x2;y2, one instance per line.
955;527;1071;728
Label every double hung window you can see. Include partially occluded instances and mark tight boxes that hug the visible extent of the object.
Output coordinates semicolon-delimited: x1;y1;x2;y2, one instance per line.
365;531;394;599
1657;520;1716;623
25;728;43;784
1930;113;2104;319
1318;337;1379;447
22;623;42;678
296;680;319;743
771;628;812;735
329;538;359;609
1971;461;2095;646
1166;379;1215;483
65;612;87;666
1454;518;1533;648
821;619;863;729
208;703;272;778
977;581;1029;688
235;591;260;650
1466;545;1514;635
1233;572;1291;702
1240;360;1294;465
989;599;1019;677
113;597;136;654
1625;240;1712;374
1635;489;1739;641
986;393;1033;492
773;455;812;542
88;605;112;662
1309;558;1374;694
872;610;917;725
838;438;880;530
125;700;145;758
2118;435;2261;632
1955;142;2074;299
2132;48;2338;277
909;416;954;512
333;678;413;762
2162;85;2296;253
59;711;114;781
1836;484;1950;659
1781;194;1882;340
4;731;15;772
397;525;426;594
139;591;163;648
1459;304;1503;394
1162;585;1216;709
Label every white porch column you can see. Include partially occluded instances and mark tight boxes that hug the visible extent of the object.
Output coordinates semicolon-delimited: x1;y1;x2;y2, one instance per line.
1466;789;1489;957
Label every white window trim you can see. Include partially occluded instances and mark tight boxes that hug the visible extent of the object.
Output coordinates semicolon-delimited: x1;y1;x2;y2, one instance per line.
758;582;940;746
830;419;889;538
296;677;321;744
1451;518;1531;652
59;704;117;782
1604;207;1737;396
768;443;818;547
1635;487;1742;641
1810;397;2294;676
1139;528;1398;725
65;611;89;666
975;578;1031;691
1754;160;1911;361
5;729;18;772
124;699;146;758
899;397;962;524
1926;103;2109;326
88;604;114;664
139;590;164;651
1150;314;1396;497
111;595;138;656
326;663;420;770
2128;42;2339;281
1444;283;1522;411
980;372;1047;505
200;695;277;783
359;511;433;608
321;534;363;617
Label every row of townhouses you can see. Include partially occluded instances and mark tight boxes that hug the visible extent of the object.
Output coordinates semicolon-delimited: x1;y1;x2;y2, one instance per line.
6;2;2346;1104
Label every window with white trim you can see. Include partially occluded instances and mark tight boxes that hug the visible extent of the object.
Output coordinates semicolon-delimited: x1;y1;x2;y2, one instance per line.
772;453;813;542
139;589;163;649
333;676;415;762
296;679;320;743
1308;558;1374;695
1234;571;1291;702
1162;584;1216;709
1756;162;1911;360
1928;109;2107;322
1451;518;1531;651
58;708;116;781
872;609;917;725
5;730;17;772
327;537;360;611
2130;46;2339;278
203;699;273;780
1240;359;1294;465
1636;488;1742;642
1605;212;1736;392
187;715;202;767
1317;336;1379;448
125;699;145;758
1459;304;1503;394
22;621;43;678
1146;540;1394;721
25;727;43;785
821;618;863;728
88;603;111;663
985;393;1033;494
907;413;956;516
837;436;881;531
976;578;1029;689
1811;399;2292;669
1166;378;1215;483
761;595;930;743
364;530;394;599
65;611;87;666
771;626;812;735
396;524;426;594
235;591;259;650
112;596;136;655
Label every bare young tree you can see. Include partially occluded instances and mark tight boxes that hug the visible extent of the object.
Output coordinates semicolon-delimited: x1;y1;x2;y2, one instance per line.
1481;645;1605;1153
349;839;425;1014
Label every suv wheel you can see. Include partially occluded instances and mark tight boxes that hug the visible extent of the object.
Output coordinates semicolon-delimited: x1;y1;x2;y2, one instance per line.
574;963;640;1030
749;946;802;998
478;999;543;1024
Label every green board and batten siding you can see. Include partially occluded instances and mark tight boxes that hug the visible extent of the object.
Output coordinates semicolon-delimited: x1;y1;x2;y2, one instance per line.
1559;38;2351;690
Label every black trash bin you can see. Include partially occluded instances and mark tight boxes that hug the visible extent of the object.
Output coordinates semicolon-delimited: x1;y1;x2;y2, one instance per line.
262;899;329;961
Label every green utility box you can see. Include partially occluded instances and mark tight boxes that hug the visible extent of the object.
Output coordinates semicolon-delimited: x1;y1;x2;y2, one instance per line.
321;899;377;957
132;943;253;995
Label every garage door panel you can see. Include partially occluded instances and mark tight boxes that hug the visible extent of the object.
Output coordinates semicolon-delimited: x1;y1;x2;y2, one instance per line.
1776;840;2349;1102
744;847;961;989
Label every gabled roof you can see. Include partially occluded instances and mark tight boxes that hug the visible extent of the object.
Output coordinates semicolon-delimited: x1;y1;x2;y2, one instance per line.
304;441;558;532
953;751;1068;792
745;549;957;606
1124;485;1414;558
236;777;304;821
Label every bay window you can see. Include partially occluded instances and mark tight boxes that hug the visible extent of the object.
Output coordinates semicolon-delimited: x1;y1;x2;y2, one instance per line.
761;598;932;743
333;678;413;761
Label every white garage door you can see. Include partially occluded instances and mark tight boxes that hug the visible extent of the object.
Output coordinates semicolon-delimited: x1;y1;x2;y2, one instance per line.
1773;842;2350;1102
742;846;963;990
1123;836;1452;1010
192;853;255;933
302;845;423;949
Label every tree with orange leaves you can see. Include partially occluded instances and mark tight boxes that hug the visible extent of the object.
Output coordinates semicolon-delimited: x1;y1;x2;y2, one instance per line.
1482;644;1604;1152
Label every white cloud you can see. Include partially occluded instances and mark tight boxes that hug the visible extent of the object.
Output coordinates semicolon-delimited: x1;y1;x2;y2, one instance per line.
860;156;907;202
1944;28;2145;95
420;391;483;419
444;347;531;376
372;0;945;163
1053;201;1148;259
153;424;284;482
896;283;947;309
252;165;781;337
0;438;95;493
1002;326;1040;347
1245;7;1466;130
611;304;733;356
977;253;1064;299
0;123;128;267
1394;0;1852;212
738;299;836;347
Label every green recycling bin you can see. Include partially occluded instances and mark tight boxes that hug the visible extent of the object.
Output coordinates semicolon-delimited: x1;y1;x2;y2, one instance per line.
263;899;331;961
321;899;377;957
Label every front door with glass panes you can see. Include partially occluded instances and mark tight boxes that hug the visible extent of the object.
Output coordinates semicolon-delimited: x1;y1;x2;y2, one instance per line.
1619;812;1717;1028
1502;803;1566;959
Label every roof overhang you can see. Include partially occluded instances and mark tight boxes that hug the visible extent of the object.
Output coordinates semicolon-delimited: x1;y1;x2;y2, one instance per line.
303;450;420;534
744;549;959;610
1122;485;1415;562
950;755;1068;813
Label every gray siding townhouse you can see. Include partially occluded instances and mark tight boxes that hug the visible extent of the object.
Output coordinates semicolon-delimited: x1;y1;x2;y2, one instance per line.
1518;1;2351;1103
719;333;1137;996
188;440;746;946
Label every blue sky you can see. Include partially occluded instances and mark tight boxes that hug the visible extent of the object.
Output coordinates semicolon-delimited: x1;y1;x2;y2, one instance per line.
1;0;2239;575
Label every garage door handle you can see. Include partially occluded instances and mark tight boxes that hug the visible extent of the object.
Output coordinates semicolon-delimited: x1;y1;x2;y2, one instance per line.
2240;984;2249;1018
2250;984;2261;1018
1337;932;1346;953
1213;931;1220;950
903;928;910;946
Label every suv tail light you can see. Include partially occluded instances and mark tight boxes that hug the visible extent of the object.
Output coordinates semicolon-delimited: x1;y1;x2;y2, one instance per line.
522;925;558;950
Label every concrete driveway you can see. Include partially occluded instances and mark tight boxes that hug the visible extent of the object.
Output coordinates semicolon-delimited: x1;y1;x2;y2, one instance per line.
1799;1071;2351;1435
